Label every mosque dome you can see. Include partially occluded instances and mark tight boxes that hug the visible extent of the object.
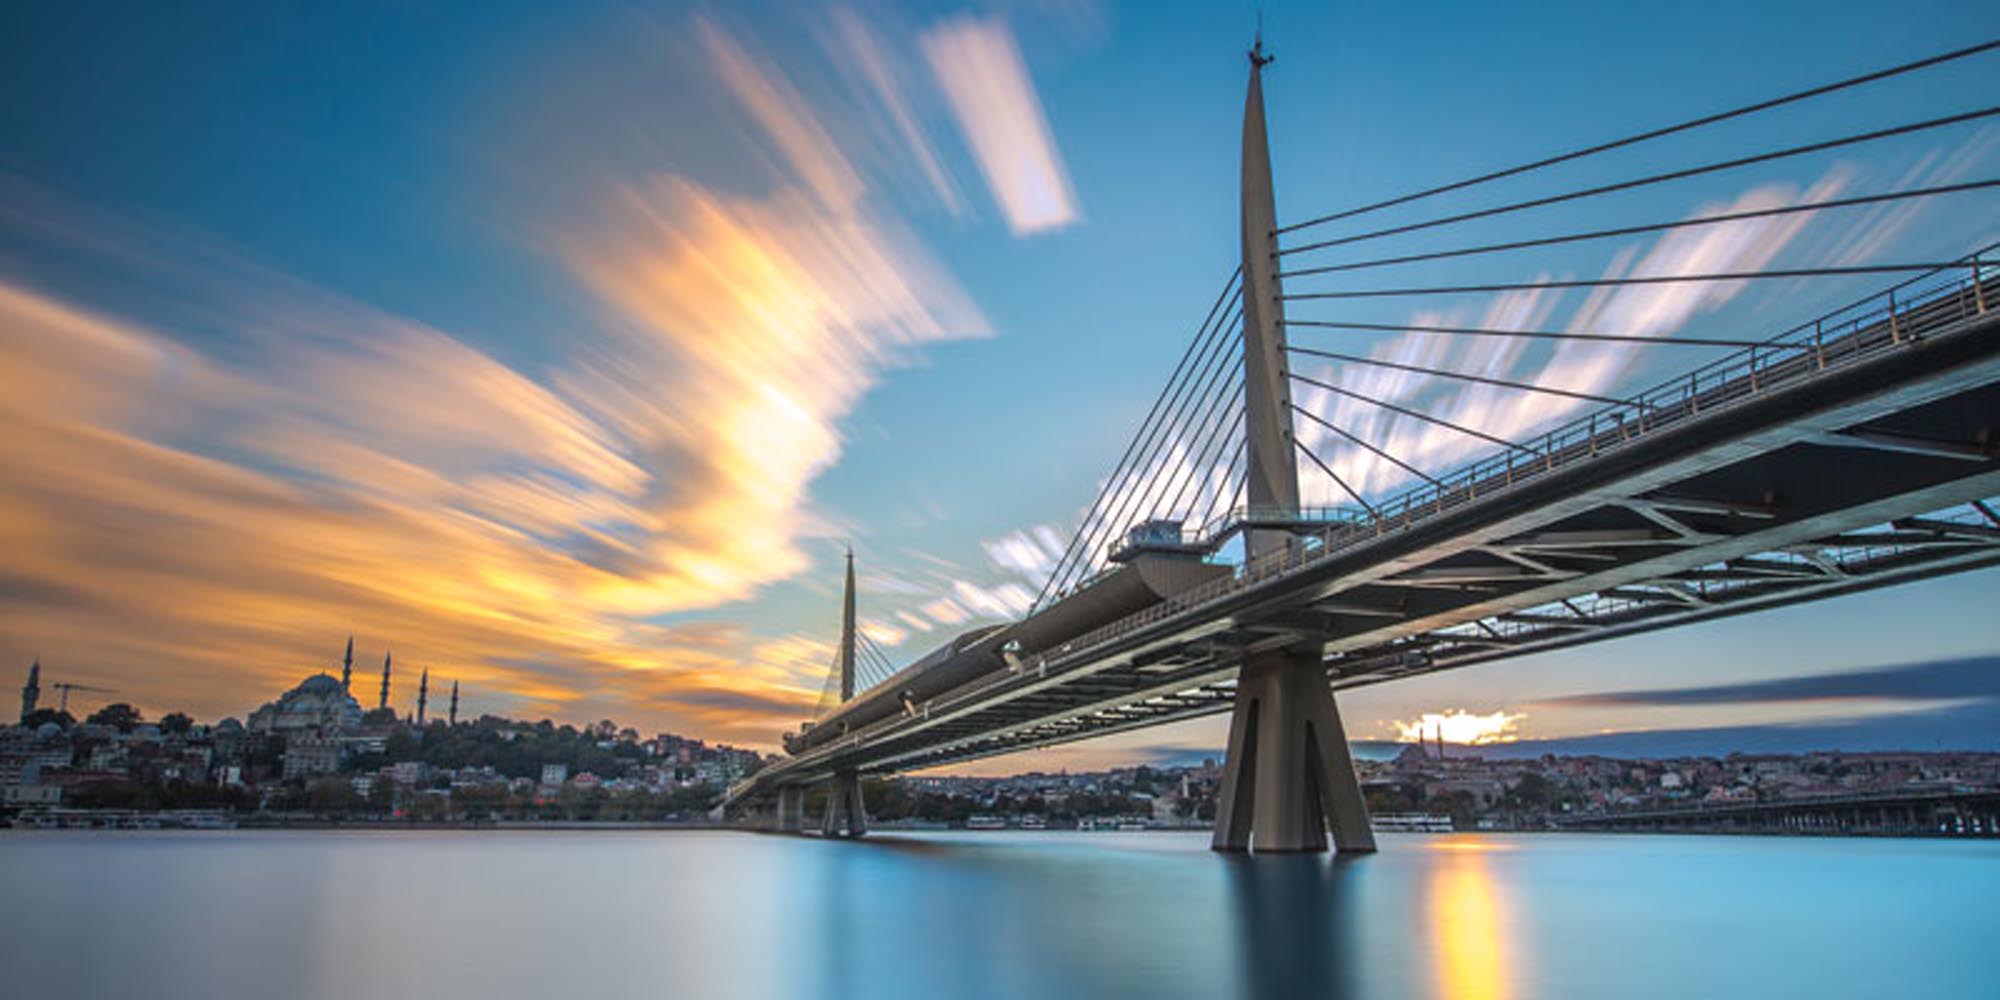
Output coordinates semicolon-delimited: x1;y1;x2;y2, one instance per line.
248;672;364;734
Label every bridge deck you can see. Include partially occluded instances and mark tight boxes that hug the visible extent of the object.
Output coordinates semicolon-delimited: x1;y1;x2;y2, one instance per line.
734;259;2000;803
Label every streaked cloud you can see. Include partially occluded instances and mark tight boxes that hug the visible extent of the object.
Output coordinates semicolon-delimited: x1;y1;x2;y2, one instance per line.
819;6;968;218
1535;655;2000;709
922;14;1080;235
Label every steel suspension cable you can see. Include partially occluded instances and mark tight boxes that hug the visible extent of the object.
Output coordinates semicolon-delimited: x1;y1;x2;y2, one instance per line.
1125;312;1245;523
1283;263;1963;300
1187;424;1246;534
1278;107;2000;256
1294;438;1379;517
1288;345;1630;406
1289;370;1536;456
1276;39;2000;235
1201;435;1250;531
1278;180;2000;277
1289;403;1444;488
1281;318;1802;349
1158;377;1246;527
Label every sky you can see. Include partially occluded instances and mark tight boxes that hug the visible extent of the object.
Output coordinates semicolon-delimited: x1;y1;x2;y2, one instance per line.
2;1;1997;769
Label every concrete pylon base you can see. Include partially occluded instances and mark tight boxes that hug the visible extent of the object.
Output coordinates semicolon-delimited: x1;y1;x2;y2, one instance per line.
775;786;805;833
821;771;867;838
1211;645;1377;854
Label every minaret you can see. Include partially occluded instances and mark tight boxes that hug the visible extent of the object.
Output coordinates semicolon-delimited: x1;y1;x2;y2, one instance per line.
821;549;867;838
378;651;392;710
417;668;429;726
20;658;40;722
340;635;354;692
448;680;459;726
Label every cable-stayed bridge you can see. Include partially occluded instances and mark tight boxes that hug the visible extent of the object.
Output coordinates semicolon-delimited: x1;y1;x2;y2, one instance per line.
725;39;2000;853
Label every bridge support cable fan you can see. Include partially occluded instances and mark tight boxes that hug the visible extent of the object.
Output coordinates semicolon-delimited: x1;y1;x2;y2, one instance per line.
1281;318;1801;350
1043;307;1242;599
1276;38;2000;236
1035;273;1243;607
1288;370;1536;458
1033;273;1240;603
1278;179;2000;279
1080;307;1244;546
1277;105;2000;258
1288;402;1444;489
1037;284;1252;606
1283;263;1972;302
1155;376;1248;535
1289;345;1632;407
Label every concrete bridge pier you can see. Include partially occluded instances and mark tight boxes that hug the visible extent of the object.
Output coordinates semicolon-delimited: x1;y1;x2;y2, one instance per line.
1211;644;1376;853
775;786;805;833
821;771;867;838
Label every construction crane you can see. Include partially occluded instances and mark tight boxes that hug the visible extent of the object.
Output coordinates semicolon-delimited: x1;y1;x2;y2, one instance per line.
51;682;115;715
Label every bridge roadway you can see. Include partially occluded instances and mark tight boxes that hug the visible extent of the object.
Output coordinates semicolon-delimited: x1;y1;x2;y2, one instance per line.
729;259;2000;806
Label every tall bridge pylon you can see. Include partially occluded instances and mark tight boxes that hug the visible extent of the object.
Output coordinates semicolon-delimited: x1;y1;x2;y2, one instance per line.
1211;41;1376;854
819;550;868;838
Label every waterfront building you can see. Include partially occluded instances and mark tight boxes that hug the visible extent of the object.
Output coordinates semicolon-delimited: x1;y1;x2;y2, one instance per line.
281;734;340;780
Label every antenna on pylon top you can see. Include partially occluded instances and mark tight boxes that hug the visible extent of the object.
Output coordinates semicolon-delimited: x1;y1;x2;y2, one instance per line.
1250;11;1273;67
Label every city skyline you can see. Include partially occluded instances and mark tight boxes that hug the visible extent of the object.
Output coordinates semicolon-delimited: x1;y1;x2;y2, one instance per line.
3;2;1999;770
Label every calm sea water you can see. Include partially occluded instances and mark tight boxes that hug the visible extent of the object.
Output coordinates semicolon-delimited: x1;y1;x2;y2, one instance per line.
1;829;1993;999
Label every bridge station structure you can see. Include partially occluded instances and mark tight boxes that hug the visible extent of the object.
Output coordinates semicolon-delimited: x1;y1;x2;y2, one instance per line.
727;41;2000;852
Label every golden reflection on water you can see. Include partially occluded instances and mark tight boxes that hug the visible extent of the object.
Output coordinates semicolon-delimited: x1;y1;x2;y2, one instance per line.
1426;837;1509;1000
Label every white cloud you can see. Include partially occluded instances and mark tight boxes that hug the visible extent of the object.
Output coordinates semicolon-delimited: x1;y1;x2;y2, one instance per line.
820;6;967;217
921;596;971;626
921;14;1079;235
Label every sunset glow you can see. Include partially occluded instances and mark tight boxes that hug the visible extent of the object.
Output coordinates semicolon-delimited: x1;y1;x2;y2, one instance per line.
1393;710;1527;746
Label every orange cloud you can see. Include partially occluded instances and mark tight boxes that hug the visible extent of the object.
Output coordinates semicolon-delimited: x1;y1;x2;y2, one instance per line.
0;12;1011;751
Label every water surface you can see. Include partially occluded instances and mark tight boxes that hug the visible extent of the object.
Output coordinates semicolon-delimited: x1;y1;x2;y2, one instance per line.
1;830;1991;999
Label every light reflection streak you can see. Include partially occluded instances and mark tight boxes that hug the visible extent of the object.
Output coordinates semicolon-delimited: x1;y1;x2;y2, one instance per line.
1426;837;1510;1000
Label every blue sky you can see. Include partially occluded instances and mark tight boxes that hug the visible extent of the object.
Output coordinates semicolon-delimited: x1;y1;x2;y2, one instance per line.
2;1;1997;766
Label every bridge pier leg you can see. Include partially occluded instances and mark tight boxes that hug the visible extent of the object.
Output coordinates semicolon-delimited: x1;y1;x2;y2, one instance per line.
1212;645;1376;854
821;771;867;839
775;786;805;833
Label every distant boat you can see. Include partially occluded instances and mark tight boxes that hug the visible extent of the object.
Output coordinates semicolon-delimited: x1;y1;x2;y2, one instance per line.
1018;815;1047;831
1117;820;1148;832
1374;813;1455;833
965;815;1005;830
